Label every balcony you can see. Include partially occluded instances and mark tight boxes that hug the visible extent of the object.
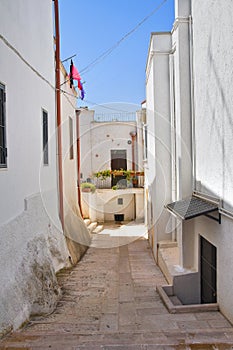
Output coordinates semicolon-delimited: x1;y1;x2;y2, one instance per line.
92;170;144;190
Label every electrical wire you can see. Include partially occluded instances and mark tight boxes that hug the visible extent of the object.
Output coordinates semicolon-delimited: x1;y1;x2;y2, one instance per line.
79;0;168;75
0;33;54;90
60;89;139;113
1;25;138;115
82;99;139;113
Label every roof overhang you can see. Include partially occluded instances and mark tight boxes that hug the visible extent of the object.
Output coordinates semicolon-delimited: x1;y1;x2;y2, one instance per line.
165;195;221;224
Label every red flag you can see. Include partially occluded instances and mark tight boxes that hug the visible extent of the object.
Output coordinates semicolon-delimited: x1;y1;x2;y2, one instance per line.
72;64;81;81
69;60;81;87
78;79;82;90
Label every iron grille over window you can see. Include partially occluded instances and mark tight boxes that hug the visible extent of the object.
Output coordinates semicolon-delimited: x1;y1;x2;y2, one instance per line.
0;84;7;168
42;110;49;165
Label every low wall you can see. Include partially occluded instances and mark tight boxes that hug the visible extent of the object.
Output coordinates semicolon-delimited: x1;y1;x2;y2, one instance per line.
82;188;144;223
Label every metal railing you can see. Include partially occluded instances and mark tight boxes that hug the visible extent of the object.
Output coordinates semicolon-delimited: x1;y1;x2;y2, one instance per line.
94;112;136;123
94;175;144;190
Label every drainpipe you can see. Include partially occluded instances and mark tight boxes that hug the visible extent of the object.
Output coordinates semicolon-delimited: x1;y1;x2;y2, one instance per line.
76;109;83;217
189;15;196;192
169;53;177;203
169;53;177;243
130;131;137;172
54;0;64;229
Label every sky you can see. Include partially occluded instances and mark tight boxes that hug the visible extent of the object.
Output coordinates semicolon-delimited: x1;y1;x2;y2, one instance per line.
59;0;174;113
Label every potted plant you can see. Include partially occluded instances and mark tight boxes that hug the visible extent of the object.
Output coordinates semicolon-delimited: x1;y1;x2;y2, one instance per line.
94;169;111;180
81;182;96;193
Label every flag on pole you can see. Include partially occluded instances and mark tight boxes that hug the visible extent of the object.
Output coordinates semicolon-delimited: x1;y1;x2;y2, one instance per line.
69;60;85;100
69;59;81;87
80;83;85;100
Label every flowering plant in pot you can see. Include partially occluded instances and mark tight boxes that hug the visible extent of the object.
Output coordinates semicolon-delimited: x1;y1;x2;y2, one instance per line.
81;182;96;193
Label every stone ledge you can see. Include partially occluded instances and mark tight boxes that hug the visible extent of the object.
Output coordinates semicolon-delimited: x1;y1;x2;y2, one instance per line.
157;285;219;314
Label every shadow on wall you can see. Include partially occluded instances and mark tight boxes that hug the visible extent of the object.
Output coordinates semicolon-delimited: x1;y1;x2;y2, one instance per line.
206;37;233;205
64;205;91;265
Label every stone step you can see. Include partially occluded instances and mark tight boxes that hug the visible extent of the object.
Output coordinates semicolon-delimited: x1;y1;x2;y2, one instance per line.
169;295;183;306
92;225;104;234
83;218;91;227
0;333;232;350
3;327;233;338
158;240;178;249
87;222;98;233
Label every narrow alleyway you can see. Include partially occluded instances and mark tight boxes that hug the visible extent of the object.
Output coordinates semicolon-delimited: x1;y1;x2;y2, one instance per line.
1;223;233;349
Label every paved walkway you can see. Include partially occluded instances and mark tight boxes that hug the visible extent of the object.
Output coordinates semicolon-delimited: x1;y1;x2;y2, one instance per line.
1;223;233;349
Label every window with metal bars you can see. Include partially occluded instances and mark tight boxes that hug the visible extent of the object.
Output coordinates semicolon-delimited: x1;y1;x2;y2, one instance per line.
0;83;7;168
42;109;49;165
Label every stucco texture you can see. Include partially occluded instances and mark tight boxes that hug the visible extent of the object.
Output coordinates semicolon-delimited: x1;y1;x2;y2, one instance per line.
0;194;70;337
192;0;233;210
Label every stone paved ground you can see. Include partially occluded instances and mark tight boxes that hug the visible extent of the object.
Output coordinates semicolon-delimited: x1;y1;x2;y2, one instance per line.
1;223;233;349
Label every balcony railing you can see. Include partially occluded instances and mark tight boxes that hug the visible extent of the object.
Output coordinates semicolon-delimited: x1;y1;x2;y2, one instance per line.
93;171;144;189
94;112;136;123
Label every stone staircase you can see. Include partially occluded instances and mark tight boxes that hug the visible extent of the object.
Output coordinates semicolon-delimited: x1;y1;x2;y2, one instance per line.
1;235;233;350
84;218;104;234
1;329;233;349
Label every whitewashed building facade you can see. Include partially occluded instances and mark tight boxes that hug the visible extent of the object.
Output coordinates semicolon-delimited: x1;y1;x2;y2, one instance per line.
145;0;233;322
0;0;89;335
79;108;145;223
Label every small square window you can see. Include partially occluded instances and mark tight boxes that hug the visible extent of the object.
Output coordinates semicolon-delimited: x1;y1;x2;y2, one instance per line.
118;198;123;205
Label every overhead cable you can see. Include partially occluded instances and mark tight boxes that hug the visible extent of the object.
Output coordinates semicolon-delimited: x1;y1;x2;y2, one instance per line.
80;0;168;75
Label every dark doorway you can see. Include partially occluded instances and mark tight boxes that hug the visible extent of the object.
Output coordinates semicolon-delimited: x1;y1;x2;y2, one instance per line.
111;150;127;187
200;236;217;303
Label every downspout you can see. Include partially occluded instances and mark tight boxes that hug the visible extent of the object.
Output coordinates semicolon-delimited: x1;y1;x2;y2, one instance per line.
76;109;83;217
54;0;64;229
169;53;177;202
169;53;177;243
130;131;137;172
189;15;196;192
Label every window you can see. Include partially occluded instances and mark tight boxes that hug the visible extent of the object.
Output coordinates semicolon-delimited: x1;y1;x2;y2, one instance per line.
42;110;49;165
118;198;123;205
0;83;7;168
69;116;74;160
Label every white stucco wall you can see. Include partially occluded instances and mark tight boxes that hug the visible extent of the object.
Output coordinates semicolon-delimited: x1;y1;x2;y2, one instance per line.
145;0;233;323
82;188;144;223
146;33;174;258
172;11;192;200
145;0;193;264
79;109;137;181
104;193;135;222
192;216;233;323
145;41;156;233
192;0;233;210
190;0;233;323
136;109;145;174
60;65;79;219
79;109;144;224
0;1;70;335
0;0;57;224
60;67;91;261
79;108;95;182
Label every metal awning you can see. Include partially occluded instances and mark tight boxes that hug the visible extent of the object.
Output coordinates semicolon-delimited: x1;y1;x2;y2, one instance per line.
165;195;221;223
